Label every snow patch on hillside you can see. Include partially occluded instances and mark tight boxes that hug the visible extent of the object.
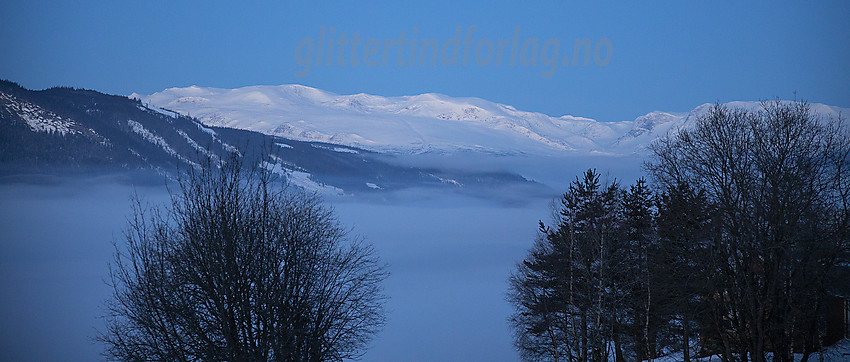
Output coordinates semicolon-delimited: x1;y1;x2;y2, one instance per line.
261;157;345;196
127;119;200;168
177;130;219;163
311;144;359;154
127;120;177;157
1;92;84;135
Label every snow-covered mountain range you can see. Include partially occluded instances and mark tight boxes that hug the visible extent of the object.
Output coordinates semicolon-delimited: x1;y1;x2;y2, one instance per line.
0;80;537;196
5;79;848;196
136;85;848;156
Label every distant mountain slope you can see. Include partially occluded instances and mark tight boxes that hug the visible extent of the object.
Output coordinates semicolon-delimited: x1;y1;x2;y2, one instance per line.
137;85;849;155
6;80;845;195
0;80;254;174
136;85;627;155
0;80;537;195
610;101;848;152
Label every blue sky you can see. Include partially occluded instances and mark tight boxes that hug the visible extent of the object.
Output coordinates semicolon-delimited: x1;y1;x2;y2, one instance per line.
1;0;848;121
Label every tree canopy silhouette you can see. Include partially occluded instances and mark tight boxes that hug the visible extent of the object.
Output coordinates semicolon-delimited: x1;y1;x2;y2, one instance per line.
99;156;388;361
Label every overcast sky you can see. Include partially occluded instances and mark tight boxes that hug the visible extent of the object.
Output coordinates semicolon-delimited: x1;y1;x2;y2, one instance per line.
2;0;848;121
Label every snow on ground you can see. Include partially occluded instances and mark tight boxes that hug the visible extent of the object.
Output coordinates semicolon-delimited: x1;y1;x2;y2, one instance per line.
177;129;220;164
127;119;178;157
651;339;850;362
194;120;217;136
127;119;200;169
310;144;359;153
366;182;382;190
260;159;345;196
1;92;84;135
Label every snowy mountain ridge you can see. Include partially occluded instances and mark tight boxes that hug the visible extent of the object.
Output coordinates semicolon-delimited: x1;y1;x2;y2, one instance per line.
1;80;539;197
136;85;848;156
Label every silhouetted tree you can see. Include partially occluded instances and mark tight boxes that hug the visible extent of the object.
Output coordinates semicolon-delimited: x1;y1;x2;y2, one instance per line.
647;100;850;362
620;178;660;360
509;169;624;362
655;181;717;361
512;100;849;362
99;156;388;361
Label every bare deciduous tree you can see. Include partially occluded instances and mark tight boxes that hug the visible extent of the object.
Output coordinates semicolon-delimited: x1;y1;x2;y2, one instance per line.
647;100;850;362
99;156;388;361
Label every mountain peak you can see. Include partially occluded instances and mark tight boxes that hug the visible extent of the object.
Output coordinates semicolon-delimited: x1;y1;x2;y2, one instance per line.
138;85;849;156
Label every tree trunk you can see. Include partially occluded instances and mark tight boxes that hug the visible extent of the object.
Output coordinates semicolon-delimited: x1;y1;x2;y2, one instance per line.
581;312;588;362
683;320;690;362
613;324;625;362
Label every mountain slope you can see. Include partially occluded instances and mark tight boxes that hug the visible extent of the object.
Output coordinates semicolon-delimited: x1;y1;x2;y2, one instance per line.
136;85;629;155
1;80;224;172
137;85;849;156
1;80;537;195
6;80;846;195
611;101;848;151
